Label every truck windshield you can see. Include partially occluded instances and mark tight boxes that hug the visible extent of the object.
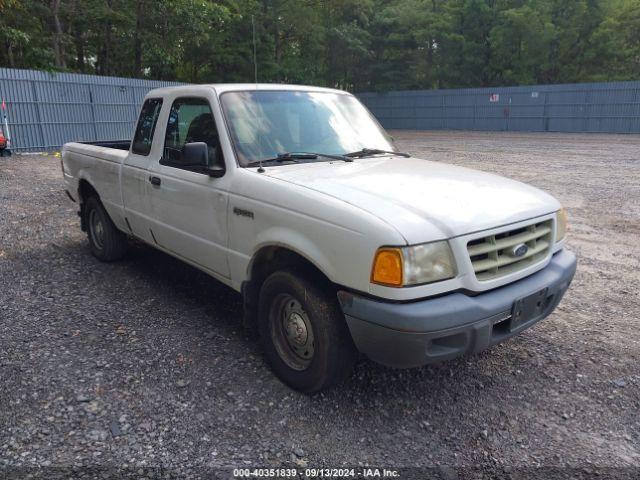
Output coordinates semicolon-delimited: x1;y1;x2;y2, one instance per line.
219;90;395;166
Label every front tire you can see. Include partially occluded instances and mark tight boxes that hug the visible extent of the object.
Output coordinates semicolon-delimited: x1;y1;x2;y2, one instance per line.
258;270;357;393
84;196;128;262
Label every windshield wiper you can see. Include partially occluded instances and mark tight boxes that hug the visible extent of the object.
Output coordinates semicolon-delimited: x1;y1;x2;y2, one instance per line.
344;148;410;158
246;151;353;168
246;152;313;167
312;152;353;162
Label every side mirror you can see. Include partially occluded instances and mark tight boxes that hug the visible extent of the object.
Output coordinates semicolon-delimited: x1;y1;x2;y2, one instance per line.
182;142;208;167
181;142;225;178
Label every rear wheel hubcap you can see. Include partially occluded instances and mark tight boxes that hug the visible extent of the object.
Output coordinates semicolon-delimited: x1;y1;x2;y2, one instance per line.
89;209;105;250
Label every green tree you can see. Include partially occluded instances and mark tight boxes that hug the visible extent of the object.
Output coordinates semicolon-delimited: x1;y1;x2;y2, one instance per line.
0;0;639;90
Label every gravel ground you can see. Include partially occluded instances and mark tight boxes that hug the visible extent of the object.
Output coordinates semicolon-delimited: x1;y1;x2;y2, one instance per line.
1;131;639;478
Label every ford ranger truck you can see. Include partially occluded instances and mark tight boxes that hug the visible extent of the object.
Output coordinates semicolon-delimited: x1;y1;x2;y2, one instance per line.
61;84;577;393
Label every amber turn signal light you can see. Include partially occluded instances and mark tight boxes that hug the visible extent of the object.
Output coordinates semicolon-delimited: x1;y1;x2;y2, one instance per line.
371;248;403;287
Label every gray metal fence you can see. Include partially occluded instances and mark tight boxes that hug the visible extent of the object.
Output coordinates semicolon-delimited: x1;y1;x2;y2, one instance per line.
1;68;638;153
358;81;640;133
0;67;181;152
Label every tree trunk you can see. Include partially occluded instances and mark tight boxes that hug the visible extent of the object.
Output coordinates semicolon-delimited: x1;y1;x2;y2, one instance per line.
324;1;335;88
427;39;434;83
133;0;145;76
191;63;199;83
270;0;282;81
73;12;85;70
274;22;281;81
50;0;66;68
75;32;85;72
6;42;15;68
65;0;85;71
98;0;114;75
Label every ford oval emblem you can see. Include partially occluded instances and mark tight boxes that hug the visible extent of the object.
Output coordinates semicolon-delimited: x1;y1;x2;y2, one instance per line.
511;243;529;258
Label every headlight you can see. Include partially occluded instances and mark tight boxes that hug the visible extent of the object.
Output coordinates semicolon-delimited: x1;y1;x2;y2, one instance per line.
556;208;568;242
371;241;457;287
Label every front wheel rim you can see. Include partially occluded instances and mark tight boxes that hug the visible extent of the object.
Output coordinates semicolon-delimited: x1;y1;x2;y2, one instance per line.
269;293;315;371
88;209;105;250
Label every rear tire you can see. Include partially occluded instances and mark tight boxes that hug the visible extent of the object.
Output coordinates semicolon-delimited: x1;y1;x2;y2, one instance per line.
258;270;357;393
84;196;128;262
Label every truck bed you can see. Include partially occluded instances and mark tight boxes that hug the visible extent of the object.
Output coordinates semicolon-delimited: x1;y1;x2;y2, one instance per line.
62;140;131;232
80;140;131;151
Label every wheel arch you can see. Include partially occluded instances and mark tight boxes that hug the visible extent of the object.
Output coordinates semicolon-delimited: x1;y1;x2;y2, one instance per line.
78;178;99;203
249;243;333;284
77;178;100;231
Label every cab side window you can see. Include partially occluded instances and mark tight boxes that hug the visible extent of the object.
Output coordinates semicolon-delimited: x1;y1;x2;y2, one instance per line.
163;97;223;169
132;98;163;156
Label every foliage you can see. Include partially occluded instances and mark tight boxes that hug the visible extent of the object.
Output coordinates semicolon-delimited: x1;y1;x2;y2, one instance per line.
0;0;638;91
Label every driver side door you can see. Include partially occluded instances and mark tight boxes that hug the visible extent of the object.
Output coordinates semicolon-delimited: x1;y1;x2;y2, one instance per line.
146;95;230;279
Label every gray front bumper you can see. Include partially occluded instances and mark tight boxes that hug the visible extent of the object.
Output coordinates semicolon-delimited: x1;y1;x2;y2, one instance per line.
338;249;577;368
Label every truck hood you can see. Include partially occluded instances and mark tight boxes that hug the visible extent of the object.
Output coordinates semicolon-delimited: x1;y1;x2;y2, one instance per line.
265;156;560;244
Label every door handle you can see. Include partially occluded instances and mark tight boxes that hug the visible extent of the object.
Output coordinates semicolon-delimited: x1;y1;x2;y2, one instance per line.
149;176;161;187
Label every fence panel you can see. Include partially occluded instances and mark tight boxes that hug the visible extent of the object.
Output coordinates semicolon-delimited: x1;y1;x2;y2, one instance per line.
0;67;181;152
2;69;638;152
358;81;640;134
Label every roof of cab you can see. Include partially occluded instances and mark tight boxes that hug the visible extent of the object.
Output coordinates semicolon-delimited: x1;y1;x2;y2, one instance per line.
145;83;349;97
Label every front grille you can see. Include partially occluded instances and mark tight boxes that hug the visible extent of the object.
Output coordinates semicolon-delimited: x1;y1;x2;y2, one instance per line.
467;220;553;281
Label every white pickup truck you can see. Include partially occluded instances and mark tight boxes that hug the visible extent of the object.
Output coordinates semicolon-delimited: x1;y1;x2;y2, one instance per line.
62;84;576;393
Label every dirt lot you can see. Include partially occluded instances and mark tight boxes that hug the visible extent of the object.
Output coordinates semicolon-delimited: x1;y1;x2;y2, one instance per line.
1;131;639;478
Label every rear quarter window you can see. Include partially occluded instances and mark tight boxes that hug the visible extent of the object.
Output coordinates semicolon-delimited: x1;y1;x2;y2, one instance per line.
132;98;163;156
